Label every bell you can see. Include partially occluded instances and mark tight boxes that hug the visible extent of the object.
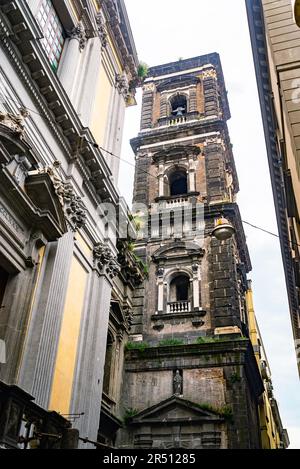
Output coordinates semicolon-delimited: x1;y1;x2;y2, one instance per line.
294;0;300;27
212;217;235;241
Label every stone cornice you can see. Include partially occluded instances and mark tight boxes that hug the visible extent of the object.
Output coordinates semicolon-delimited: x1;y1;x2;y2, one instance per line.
130;118;227;153
0;1;119;207
102;0;138;80
125;338;250;365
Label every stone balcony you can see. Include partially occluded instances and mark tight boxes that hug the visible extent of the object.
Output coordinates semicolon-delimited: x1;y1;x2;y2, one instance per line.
157;112;203;128
167;301;191;314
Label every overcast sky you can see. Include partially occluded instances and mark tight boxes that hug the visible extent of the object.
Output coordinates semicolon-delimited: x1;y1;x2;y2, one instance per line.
119;0;300;448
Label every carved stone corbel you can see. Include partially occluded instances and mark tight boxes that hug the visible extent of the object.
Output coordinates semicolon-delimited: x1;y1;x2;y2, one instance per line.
35;165;87;231
70;21;87;51
93;241;120;279
0;108;29;140
95;13;108;49
115;73;135;105
123;305;134;330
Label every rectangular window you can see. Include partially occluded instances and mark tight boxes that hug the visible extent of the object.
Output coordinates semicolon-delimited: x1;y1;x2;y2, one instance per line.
36;0;65;72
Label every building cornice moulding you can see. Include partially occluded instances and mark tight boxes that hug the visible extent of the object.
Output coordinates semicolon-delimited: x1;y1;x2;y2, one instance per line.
0;1;120;208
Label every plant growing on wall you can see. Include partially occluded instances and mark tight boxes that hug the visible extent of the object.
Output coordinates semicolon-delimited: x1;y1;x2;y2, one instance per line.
138;62;149;80
123;408;139;425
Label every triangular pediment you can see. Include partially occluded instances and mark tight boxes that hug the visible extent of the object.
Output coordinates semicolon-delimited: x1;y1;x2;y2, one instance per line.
153;242;205;261
130;397;224;425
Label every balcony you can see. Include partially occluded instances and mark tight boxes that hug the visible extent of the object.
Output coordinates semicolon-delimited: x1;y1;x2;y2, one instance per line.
157;112;202;128
0;381;76;449
167;301;191;314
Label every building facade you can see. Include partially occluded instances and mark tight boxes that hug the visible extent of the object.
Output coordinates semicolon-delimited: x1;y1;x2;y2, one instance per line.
246;0;300;375
246;281;289;449
116;54;273;449
0;0;141;449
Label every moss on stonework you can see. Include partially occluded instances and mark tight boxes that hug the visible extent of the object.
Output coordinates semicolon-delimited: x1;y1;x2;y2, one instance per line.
158;339;185;347
123;408;139;424
125;342;149;352
195;336;248;345
193;402;233;421
229;372;241;384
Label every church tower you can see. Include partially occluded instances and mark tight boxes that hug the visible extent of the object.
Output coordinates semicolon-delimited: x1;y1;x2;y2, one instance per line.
118;54;264;449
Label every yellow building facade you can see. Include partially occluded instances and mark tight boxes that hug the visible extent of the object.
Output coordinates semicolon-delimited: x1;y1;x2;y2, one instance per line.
246;282;289;449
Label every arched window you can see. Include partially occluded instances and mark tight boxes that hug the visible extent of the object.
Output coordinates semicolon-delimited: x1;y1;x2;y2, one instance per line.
170;94;187;116
103;332;114;396
169;169;188;196
169;274;190;302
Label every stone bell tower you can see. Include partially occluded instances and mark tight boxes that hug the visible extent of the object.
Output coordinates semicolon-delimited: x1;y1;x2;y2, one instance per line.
118;55;263;449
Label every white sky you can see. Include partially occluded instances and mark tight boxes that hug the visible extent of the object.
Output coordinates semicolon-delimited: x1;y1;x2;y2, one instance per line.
119;0;300;449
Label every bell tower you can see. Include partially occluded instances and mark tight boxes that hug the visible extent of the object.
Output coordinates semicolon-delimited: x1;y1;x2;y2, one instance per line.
119;55;263;449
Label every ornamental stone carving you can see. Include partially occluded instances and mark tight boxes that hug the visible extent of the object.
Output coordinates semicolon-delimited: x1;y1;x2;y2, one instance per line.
201;69;217;80
123;305;134;330
96;13;108;49
37;164;87;230
0;108;29;139
70;21;87;51
115;74;130;100
93;241;120;279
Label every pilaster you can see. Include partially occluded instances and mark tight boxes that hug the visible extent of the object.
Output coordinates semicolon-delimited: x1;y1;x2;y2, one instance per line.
18;231;74;408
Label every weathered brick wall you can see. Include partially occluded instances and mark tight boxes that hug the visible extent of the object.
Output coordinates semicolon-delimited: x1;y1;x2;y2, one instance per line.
205;140;227;203
208;236;241;330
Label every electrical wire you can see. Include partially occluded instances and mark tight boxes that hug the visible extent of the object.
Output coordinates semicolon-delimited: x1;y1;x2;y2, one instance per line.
1;92;299;249
242;220;300;249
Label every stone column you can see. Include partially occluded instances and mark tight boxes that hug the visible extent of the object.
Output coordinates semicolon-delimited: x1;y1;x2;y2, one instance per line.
189;88;197;113
77;38;102;127
160;94;168;118
192;264;200;311
188;170;195;192
140;83;155;129
157;268;165;313
71;271;112;448
158;170;165;197
59;22;86;103
202;69;219;118
70;242;119;447
18;231;74;408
